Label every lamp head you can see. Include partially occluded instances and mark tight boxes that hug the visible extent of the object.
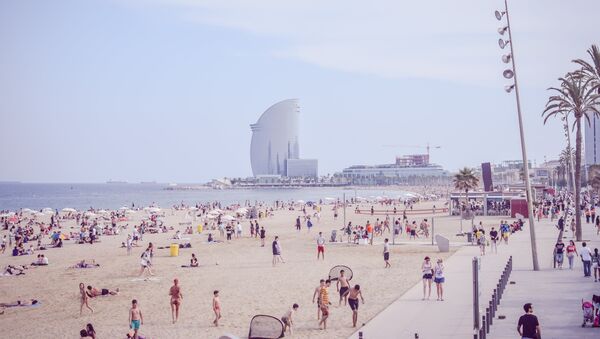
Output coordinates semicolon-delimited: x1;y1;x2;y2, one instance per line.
498;26;508;35
504;84;515;93
503;69;514;79
498;39;509;49
495;10;505;21
502;54;512;64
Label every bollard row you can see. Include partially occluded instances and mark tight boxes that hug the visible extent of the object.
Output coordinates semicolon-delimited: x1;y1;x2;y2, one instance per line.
478;256;513;338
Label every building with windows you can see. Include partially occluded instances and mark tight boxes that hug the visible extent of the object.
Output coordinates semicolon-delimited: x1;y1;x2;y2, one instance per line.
337;156;448;185
250;99;318;177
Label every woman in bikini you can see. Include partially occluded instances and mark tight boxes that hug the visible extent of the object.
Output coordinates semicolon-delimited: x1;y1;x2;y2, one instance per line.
169;278;183;324
421;257;433;300
79;282;93;315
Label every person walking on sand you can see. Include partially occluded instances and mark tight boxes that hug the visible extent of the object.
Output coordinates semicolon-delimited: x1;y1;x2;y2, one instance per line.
383;238;391;268
517;303;540;339
347;284;365;328
281;303;299;335
138;245;153;278
317;232;325;260
129;299;143;339
260;227;266;247
434;259;445;301
312;279;325;320
318;280;331;330
212;290;221;326
169;278;182;324
272;236;285;266
337;270;350;306
421;257;433;300
79;282;93;315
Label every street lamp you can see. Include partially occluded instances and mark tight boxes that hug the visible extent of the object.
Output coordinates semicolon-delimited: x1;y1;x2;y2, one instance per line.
495;0;539;271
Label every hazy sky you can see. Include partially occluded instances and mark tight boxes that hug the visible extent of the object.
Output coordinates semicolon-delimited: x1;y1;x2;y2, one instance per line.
1;0;598;183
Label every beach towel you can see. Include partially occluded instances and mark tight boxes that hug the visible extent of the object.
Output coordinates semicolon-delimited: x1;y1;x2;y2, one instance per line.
248;315;284;339
328;265;353;282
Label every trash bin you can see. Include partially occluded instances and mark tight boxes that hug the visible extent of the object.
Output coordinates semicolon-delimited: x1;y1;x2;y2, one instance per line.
466;232;473;243
170;243;179;257
197;224;203;233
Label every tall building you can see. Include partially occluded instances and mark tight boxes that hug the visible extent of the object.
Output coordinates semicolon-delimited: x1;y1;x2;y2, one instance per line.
250;99;317;177
585;114;600;167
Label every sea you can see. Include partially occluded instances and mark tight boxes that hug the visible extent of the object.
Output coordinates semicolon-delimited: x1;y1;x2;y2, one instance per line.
0;183;414;211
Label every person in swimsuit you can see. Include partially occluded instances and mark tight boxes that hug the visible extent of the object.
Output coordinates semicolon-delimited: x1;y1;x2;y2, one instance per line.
86;285;119;297
190;253;198;267
79;282;93;315
169;278;183;323
212;290;221;326
281;303;299;335
318;280;331;330
128;299;143;339
421;257;433;300
312;279;325;320
347;284;365;327
316;232;325;260
337;270;350;306
434;259;445;301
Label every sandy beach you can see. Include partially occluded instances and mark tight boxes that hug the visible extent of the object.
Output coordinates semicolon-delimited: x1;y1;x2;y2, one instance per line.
0;200;462;338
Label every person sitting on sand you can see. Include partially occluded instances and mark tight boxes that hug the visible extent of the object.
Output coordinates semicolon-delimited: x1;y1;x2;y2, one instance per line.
86;285;119;298
190;253;198;267
31;254;48;266
2;265;27;276
70;260;100;269
0;299;39;307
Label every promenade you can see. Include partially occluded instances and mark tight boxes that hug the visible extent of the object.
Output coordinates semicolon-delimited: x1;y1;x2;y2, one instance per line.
348;216;600;339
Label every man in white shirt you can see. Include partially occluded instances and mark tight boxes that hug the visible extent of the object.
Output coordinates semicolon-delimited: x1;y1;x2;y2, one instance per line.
383;238;391;268
580;242;593;277
316;232;326;260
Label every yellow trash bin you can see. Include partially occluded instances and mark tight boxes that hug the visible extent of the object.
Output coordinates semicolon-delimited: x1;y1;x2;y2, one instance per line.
170;243;179;257
197;224;203;233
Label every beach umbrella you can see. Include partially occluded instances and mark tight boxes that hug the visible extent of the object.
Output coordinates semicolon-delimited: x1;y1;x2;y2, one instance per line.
324;197;335;201
125;209;136;214
147;207;161;213
97;209;109;214
296;200;305;204
0;212;15;218
42;207;54;213
22;208;35;214
84;212;97;218
119;206;130;211
208;210;221;216
62;208;77;213
235;207;248;214
34;212;46;217
222;215;235;221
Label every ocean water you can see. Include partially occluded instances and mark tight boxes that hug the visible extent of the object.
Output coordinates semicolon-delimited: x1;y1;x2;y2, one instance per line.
0;183;413;211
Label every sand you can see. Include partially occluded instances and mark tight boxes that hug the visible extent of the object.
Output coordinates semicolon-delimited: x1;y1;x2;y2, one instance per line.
0;200;461;338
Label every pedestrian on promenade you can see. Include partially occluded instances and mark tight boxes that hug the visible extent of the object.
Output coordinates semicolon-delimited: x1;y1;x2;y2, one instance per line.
592;248;600;282
434;259;445;301
383;238;391;268
477;229;486;256
566;240;578;270
554;240;565;269
421;256;433;300
580;242;593;277
490;227;498;254
517;303;540;339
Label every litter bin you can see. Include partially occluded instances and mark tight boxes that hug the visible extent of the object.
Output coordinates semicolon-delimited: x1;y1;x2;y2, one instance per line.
466;232;473;243
170;243;179;257
197;224;203;233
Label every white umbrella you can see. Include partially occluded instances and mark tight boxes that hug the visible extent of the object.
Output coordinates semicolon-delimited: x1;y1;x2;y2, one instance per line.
208;210;221;215
0;212;15;218
34;212;46;217
296;200;305;204
125;209;136;214
147;207;161;213
235;208;248;214
324;197;335;201
97;209;109;214
222;215;235;221
62;208;77;213
119;206;130;211
22;208;35;214
85;213;98;218
42;207;54;213
189;207;199;211
205;214;217;220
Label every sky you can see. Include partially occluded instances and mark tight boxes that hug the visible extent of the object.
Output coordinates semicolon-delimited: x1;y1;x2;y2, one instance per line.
0;0;598;183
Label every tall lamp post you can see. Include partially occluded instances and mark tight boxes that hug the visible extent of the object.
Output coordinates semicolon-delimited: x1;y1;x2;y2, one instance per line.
496;0;539;271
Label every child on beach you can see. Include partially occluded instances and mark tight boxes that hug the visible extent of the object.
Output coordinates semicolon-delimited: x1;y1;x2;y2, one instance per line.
79;282;93;315
212;290;221;326
281;303;299;335
129;299;143;339
312;279;325;320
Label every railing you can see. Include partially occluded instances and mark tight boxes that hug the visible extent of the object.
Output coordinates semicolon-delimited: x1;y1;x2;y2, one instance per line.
354;208;448;215
475;256;513;339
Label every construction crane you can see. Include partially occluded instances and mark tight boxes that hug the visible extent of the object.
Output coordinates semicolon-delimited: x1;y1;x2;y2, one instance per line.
382;143;441;158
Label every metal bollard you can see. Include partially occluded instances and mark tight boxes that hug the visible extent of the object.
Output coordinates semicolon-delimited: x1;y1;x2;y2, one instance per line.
486;309;490;333
489;300;494;321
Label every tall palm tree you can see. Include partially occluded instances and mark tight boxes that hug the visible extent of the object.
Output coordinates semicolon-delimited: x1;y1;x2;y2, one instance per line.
588;164;600;195
543;74;600;241
559;146;575;190
453;167;479;221
573;44;600;89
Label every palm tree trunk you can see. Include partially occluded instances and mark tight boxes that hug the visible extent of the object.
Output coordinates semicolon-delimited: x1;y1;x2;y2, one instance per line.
575;119;583;241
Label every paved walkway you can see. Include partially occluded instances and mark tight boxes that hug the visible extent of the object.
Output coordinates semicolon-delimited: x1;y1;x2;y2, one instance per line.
348;216;600;339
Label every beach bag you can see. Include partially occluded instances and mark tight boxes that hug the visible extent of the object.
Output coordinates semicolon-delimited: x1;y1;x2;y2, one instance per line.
594;315;600;327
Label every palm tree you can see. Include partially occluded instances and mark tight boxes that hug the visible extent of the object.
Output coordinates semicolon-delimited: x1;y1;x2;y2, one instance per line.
559;146;575;190
588;164;600;195
543;74;600;241
453;167;479;226
573;44;600;89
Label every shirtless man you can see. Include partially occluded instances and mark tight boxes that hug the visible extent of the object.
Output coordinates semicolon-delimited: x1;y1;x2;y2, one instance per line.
347;285;365;327
212;290;221;326
281;303;299;335
128;299;143;339
337;270;350;306
316;232;325;260
312;279;325;320
86;285;119;297
169;278;183;323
